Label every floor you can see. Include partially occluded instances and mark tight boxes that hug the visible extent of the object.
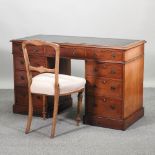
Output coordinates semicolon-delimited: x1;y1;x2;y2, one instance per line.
0;89;155;155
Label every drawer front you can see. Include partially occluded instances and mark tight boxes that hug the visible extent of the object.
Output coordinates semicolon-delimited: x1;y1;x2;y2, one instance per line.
60;46;85;58
86;48;123;61
32;94;43;108
86;77;123;98
15;87;43;107
15;87;28;105
13;43;23;55
86;61;123;79
14;55;46;70
12;43;44;56
44;46;55;57
30;56;46;68
15;71;38;86
15;71;27;86
86;96;122;119
14;56;26;70
96;62;123;79
26;45;44;55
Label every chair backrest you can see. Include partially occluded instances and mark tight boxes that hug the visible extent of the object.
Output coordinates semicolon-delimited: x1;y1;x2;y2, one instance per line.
22;40;60;91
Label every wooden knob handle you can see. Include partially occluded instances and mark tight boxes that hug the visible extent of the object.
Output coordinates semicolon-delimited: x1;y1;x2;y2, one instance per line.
20;60;24;65
20;76;25;80
103;65;106;69
94;68;97;72
93;53;97;57
72;50;76;56
37;96;41;100
111;86;116;91
110;105;116;110
33;49;38;52
103;98;107;102
111;69;116;74
112;52;116;58
102;80;106;84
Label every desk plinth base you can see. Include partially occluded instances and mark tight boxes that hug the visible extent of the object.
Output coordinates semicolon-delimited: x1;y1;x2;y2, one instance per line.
13;97;72;118
83;107;144;130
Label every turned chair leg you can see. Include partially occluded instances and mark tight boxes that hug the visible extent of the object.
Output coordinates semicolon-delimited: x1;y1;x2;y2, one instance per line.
51;93;59;138
76;91;83;126
42;95;46;120
25;92;33;134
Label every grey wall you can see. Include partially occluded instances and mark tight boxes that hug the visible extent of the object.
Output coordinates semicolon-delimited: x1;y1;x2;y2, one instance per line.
0;0;155;89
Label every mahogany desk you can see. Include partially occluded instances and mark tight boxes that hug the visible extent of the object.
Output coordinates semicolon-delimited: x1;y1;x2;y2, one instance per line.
11;35;146;130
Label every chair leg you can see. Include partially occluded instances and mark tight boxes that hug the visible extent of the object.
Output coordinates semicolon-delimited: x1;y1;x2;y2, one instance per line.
51;92;59;138
42;95;46;120
25;92;33;134
76;91;83;126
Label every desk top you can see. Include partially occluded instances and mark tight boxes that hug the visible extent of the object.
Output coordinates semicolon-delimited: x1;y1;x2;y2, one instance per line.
12;34;146;50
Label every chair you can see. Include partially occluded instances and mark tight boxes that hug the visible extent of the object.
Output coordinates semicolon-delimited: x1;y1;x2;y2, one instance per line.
22;40;86;138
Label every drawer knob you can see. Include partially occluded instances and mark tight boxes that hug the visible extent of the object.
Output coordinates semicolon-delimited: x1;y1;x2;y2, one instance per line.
37;96;41;100
111;86;116;91
33;49;38;52
103;65;106;69
110;105;116;110
111;69;116;74
102;80;106;84
72;50;76;56
103;98;107;102
20;60;24;65
20;76;25;80
94;68;97;72
93;53;97;57
112;52;116;58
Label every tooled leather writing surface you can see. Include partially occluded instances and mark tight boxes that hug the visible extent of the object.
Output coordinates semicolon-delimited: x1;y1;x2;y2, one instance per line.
13;34;141;48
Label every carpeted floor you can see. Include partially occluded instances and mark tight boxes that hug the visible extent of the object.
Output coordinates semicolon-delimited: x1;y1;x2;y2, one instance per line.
0;89;155;155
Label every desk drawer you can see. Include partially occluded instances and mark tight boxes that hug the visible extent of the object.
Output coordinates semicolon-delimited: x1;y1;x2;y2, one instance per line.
96;62;123;79
86;96;122;119
15;87;28;105
61;46;85;58
86;77;122;98
86;61;123;79
13;43;23;55
14;56;26;70
32;94;43;108
26;45;44;55
15;87;43;107
15;71;27;86
14;56;46;70
12;43;44;56
86;48;123;61
44;46;55;57
15;71;39;86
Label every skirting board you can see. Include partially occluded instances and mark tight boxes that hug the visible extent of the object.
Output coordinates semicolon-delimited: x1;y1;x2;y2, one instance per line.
0;80;155;89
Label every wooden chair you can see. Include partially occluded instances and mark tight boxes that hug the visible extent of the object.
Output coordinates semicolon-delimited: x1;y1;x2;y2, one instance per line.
22;40;86;138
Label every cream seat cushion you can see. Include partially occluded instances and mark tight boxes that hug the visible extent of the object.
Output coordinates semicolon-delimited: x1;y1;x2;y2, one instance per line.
31;73;86;95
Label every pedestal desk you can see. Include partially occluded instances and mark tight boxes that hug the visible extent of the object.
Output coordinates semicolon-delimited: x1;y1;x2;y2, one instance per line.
11;35;146;130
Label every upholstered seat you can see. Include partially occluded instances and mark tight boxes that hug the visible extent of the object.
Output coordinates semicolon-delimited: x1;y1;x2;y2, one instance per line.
31;73;86;95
